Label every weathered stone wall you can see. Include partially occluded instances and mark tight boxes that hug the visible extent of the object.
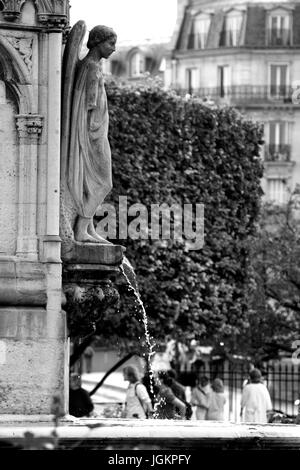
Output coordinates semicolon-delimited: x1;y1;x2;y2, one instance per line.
0;0;70;417
0;82;18;255
0;307;66;414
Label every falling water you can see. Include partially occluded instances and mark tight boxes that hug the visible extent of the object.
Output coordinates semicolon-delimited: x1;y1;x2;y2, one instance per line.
120;256;156;398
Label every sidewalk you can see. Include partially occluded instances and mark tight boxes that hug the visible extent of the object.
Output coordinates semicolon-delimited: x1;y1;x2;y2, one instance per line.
82;372;127;404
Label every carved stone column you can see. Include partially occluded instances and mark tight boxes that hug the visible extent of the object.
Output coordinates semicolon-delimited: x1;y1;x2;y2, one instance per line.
16;114;43;260
35;0;70;33
35;8;68;263
1;0;26;22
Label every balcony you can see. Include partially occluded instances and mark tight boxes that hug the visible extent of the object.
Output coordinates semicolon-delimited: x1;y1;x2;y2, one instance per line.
175;85;293;105
264;144;291;162
267;28;291;47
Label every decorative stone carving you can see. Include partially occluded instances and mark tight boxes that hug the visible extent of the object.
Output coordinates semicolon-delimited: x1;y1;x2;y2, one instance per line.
1;0;26;21
63;278;120;337
5;37;33;73
34;0;70;30
16;114;44;141
62;258;121;337
15;114;43;259
61;21;117;246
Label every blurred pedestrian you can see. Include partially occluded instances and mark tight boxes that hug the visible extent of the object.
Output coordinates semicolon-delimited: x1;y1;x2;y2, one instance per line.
191;375;211;420
83;344;94;373
167;369;193;420
207;378;226;421
69;373;94;418
122;365;153;419
167;369;186;402
189;339;205;374
240;368;272;423
155;371;186;419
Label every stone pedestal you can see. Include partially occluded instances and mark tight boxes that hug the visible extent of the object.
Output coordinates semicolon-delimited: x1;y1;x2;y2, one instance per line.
62;244;124;338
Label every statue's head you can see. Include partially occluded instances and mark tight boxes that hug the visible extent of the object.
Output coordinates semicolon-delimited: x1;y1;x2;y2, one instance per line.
87;25;117;50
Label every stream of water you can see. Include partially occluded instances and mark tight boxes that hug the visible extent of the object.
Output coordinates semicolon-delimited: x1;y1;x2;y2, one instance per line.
120;256;156;398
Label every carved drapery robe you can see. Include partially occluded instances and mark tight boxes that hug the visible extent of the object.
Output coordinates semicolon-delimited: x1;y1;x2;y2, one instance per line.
67;58;112;218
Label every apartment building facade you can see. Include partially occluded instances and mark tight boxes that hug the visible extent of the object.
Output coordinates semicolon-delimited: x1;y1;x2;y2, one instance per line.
104;42;169;82
169;0;300;204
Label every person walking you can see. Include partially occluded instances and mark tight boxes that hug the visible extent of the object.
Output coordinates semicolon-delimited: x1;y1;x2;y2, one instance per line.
207;378;226;421
240;368;272;423
122;365;153;419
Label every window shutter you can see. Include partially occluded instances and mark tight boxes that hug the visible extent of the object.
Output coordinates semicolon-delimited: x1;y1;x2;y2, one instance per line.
279;122;285;145
269;122;276;146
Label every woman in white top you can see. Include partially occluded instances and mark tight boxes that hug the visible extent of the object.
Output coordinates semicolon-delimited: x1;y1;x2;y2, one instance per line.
240;368;272;423
207;378;226;421
191;375;211;420
122;365;153;419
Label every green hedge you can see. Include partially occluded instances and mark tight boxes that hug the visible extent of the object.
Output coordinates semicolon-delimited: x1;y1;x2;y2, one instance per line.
96;79;264;352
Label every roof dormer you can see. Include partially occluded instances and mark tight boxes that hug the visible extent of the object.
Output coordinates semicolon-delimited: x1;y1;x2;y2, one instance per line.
187;11;212;50
220;8;244;47
267;7;293;47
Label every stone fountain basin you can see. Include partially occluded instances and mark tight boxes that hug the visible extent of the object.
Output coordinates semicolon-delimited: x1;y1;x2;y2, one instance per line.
0;418;300;450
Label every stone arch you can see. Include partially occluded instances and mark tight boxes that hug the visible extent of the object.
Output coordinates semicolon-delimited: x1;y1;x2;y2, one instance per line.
20;0;37;25
0;35;33;113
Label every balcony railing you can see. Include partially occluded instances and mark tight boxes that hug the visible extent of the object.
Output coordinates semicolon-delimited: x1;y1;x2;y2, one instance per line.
267;28;291;46
264;144;291;162
175;85;293;104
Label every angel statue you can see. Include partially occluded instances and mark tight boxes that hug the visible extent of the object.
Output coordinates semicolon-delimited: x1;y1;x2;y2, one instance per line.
61;21;117;244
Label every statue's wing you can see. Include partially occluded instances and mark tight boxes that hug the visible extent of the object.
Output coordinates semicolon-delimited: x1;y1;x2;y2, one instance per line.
61;20;87;180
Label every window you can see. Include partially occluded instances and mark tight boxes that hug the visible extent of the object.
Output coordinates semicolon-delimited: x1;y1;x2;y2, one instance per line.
266;121;290;162
267;178;288;204
130;52;145;77
218;65;230;97
268;10;292;46
220;10;243;47
188;13;211;49
186;68;198;95
269;64;289;99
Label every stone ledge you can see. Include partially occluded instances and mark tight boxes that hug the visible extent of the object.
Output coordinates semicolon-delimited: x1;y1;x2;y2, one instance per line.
0;420;300;450
0;260;47;306
62;243;125;266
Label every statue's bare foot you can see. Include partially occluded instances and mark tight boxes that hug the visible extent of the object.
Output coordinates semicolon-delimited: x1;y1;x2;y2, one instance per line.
88;222;113;245
74;228;100;244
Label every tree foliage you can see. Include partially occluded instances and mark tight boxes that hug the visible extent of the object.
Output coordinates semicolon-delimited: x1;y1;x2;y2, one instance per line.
93;78;264;353
245;190;300;361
